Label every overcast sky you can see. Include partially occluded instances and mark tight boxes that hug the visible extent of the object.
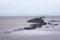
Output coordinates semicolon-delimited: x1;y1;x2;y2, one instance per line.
0;0;60;16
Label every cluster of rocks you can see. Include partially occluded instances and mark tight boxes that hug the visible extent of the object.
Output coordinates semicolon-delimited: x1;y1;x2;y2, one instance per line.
4;17;59;34
24;17;58;30
24;17;47;30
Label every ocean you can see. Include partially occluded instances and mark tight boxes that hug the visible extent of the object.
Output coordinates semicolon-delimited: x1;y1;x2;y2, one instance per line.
0;16;60;40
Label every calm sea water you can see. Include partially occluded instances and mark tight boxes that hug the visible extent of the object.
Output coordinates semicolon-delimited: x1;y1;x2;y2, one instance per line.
0;16;60;40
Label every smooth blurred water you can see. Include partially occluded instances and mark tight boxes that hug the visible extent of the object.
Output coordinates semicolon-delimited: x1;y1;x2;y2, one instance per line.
0;16;60;40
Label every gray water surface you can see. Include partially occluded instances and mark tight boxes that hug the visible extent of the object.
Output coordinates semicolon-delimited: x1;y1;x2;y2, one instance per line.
0;16;60;40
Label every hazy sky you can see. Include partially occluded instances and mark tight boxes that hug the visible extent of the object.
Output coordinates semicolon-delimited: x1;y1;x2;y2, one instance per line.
0;0;60;16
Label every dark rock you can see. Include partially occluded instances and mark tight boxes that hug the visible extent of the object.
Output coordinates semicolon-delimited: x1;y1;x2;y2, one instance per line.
27;17;45;23
54;24;58;25
30;24;38;27
26;17;47;29
24;27;36;30
43;22;46;25
50;20;55;22
48;22;52;25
